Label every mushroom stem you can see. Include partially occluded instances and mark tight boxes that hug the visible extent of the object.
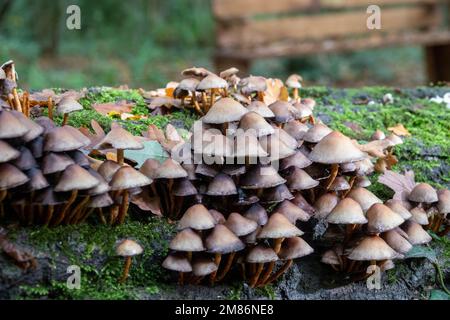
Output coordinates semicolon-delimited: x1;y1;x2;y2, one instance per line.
210;89;216;106
53;190;78;226
194;276;204;285
202;92;208;113
119;256;132;283
309;115;315;125
249;263;264;288
79;208;95;224
273;238;285;255
257;261;275;286
264;259;293;286
309;188;315;203
344;224;357;243
257;91;264;102
117;190;130;225
117;149;125;166
293;88;299;100
330;264;339;272
191;92;203;115
346;260;357;273
98;208;107;224
209;253;222;284
178;272;185;285
0;190;6;219
325;164;339;190
68;196;90;224
240;263;246;280
48;97;54;120
433;215;443;233
216;252;236;282
44;205;54;226
344;176;356;197
62;113;69;126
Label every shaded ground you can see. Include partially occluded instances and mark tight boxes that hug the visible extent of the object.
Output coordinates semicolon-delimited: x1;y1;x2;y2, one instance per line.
0;86;449;300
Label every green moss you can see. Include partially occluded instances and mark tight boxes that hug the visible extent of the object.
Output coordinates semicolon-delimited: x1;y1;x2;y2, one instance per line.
13;217;175;300
254;284;276;300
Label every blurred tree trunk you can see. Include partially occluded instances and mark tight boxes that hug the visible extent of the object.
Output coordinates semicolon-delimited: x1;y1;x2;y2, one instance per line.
40;1;61;58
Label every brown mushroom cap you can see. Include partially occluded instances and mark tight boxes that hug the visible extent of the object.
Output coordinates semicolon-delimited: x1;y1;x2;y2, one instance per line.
283;120;308;141
173;178;197;197
44;126;88;152
225;212;258;237
155;158;187;179
25;168;49;191
88;193;114;208
0;163;29;189
309;131;367;164
354;176;372;188
54;164;99;192
386;133;403;146
285;74;302;89
437;189;450;214
205;224;245;254
278;237;313;260
0;140;20;163
234;129;268;159
287;168;319;191
110;166;152;191
259;133;296;161
196;74;228;90
244;226;261;244
280;151;312;170
268;101;294;124
302;123;332;143
202;98;248;124
181;66;212;79
321;249;340;265
381;229;412;254
240;165;286;189
329;176;351;191
116;239;143;257
385;199;412;220
10;110;44;142
347;187;382;212
193;130;234;158
410;207;429;225
239;76;267;95
327;198;367;225
292;193;316;215
408;183;438;203
366;203;405;233
314;193;339;219
371;130;386;141
35;187;67;206
139;158;160;180
246;245;278;263
291;103;312;120
69;150;90;168
85;169;111;196
244;203;269;226
258;213;303;239
348;236;398;261
176;77;200;93
0;110;29;139
57;97;83;115
192;257;218;276
11;147;36;171
275;200;310;223
162;254;192;273
238;111;274;137
95;124;143;150
42;152;75;175
170;228;205;252
402;221;432;245
219;67;239;79
178;204;216;231
195;163;219;178
209;209;226;224
380;260;395;272
247;101;275;118
262;184;294;204
97;160;122;182
206;173;237;196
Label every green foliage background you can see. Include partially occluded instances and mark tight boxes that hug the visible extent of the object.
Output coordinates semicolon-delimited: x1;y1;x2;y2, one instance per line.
0;0;427;89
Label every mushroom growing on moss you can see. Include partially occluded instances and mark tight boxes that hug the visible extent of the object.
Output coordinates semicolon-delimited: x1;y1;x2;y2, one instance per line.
116;239;143;283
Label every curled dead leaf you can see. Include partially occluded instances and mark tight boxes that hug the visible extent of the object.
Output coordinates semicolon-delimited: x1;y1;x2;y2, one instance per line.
388;124;411;137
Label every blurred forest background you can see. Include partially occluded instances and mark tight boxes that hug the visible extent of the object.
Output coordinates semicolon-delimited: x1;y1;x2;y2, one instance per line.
0;0;427;90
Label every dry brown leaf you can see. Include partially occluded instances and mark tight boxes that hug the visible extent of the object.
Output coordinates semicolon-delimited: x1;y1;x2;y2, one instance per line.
0;229;37;270
388;124;411;137
106;152;117;162
92;100;135;115
378;169;416;200
263;78;284;105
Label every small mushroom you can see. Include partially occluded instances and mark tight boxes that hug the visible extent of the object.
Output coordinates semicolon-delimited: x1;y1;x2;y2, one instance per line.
116;239;143;283
57;97;83;126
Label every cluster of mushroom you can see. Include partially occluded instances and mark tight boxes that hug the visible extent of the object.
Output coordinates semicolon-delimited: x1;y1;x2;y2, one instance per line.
159;69;325;287
319;182;449;276
0;106;154;226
